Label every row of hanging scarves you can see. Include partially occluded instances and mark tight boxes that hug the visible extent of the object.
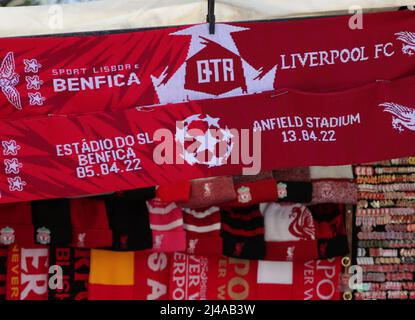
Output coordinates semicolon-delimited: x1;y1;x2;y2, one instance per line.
0;8;414;203
0;0;413;37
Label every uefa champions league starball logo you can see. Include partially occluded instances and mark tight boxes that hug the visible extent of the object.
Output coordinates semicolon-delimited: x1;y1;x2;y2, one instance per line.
175;114;234;167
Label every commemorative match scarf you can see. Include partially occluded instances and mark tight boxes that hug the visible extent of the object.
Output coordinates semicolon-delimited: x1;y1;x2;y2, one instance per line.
0;74;414;203
0;10;413;118
0;10;415;203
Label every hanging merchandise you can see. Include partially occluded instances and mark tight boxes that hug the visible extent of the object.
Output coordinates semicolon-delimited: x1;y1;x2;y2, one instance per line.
100;189;154;251
0;74;415;203
182;206;223;256
0;202;34;246
48;248;90;300
0;10;413;118
353;157;415;300
311;180;357;204
222;179;278;207
262;203;318;262
6;244;49;300
146;199;187;253
31;199;72;246
69;198;113;249
0;2;413;303
168;253;343;300
272;167;311;182
88;250;170;300
220;205;266;260
233;171;274;184
276;182;313;203
178;177;236;208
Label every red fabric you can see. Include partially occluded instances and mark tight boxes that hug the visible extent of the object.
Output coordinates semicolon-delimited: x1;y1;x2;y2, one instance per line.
87;284;133;300
134;251;170;300
169;253;258;300
182;207;222;256
6;244;49;300
70;198;112;248
179;177;236;209
151;231;186;253
167;253;342;300
222;179;278;207
0;203;34;246
0;70;415;202
292;258;342;300
88;250;170;300
147;199;186;252
0;10;413;119
182;207;221;236
156;181;191;203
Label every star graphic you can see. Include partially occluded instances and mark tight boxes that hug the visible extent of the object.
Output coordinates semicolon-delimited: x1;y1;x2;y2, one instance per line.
28;92;46;106
221;128;234;141
4;158;23;174
24;59;42;73
204;115;220;127
25;75;43;90
171;24;249;60
2;140;21;156
194;131;219;153
8;177;26;192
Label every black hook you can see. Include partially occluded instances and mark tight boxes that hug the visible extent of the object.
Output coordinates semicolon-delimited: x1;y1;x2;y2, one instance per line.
398;5;415;11
207;0;216;34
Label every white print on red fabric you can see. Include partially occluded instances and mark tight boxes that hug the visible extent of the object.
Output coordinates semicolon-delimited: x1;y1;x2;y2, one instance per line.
8;176;26;192
299;258;341;300
183;207;219;219
20;248;49;300
288;206;316;240
261;203;315;241
170;253;209;300
287;246;295;261
203;182;212;197
151;24;277;104
0;226;15;245
187;239;198;254
395;32;415;56
237;186;252;203
154;234;164;249
0;52;21;110
4;158;23;175
28;92;45;106
23;59;42;73
2;140;21;156
175;114;234;167
379;102;415;132
25;76;43;90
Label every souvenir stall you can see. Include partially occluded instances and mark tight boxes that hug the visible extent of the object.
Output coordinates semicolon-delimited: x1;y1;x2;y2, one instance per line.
0;0;414;300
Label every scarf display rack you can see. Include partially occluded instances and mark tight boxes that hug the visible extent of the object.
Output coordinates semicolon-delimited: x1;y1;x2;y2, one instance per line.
0;4;414;301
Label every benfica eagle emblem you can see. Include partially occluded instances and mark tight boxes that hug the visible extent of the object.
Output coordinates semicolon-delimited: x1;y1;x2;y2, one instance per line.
0;52;21;110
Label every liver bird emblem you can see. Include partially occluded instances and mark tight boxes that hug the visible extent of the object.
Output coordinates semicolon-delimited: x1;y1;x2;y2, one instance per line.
380;102;415;133
395;31;415;56
0;52;21;110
